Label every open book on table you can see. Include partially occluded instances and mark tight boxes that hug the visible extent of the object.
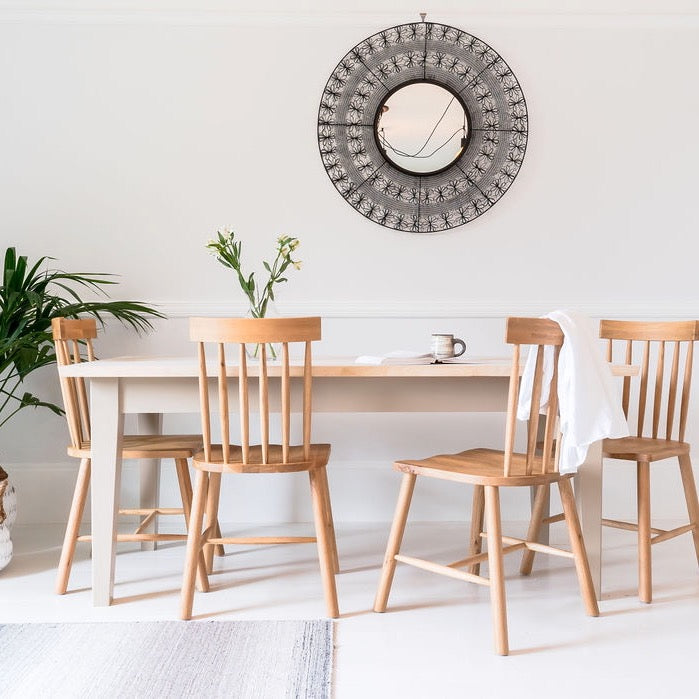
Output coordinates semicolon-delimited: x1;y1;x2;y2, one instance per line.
355;351;434;366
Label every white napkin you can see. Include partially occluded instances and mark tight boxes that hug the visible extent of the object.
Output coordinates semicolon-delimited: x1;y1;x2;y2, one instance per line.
355;351;433;366
517;310;629;474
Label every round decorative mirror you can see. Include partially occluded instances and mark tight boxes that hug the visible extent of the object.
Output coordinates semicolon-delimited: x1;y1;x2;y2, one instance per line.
317;21;528;233
376;81;469;176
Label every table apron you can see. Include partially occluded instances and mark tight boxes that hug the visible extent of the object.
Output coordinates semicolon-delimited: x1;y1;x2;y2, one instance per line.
117;376;512;414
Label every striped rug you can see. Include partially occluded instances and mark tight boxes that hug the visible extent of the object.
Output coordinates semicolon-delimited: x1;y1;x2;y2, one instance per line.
0;620;333;698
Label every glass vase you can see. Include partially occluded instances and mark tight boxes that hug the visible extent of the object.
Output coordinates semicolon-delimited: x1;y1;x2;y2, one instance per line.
245;303;281;361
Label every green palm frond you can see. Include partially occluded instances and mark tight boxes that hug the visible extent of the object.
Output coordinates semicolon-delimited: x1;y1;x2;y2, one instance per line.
0;246;165;430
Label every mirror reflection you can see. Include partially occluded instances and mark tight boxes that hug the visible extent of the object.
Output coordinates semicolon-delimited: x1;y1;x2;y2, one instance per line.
375;82;469;175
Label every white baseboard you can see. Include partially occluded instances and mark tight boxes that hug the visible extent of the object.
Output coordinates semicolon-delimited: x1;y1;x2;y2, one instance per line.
3;459;675;526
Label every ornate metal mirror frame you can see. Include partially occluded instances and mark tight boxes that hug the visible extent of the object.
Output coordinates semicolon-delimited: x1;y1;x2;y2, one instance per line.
317;21;528;232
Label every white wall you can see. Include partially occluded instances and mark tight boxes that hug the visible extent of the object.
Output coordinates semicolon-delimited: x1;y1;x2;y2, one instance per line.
2;1;699;526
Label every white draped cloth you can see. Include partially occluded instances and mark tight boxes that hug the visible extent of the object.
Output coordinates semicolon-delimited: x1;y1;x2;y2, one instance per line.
517;310;629;474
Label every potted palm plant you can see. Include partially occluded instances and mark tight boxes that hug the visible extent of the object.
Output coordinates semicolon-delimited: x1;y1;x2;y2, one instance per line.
0;246;164;570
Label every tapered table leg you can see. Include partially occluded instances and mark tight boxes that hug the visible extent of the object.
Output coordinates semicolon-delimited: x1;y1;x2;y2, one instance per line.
575;440;603;600
137;413;163;551
532;415;551;546
90;378;124;606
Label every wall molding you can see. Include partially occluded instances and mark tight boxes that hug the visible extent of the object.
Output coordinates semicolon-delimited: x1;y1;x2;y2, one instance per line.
2;8;699;28
154;300;699;320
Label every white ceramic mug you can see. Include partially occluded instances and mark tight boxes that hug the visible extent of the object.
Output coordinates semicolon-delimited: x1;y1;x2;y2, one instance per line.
431;333;466;361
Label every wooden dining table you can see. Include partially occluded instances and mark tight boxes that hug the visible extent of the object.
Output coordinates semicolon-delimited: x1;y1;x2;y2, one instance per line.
59;356;634;607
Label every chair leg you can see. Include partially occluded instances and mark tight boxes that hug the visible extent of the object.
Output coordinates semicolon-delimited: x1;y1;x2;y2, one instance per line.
558;478;599;617
213;521;225;558
374;473;416;613
678;453;699;566
204;472;222;574
309;468;340;618
467;485;485;576
484;485;508;656
174;458;193;529
178;460;225;555
637;461;652;603
317;466;340;573
180;470;210;620
520;485;549;576
55;458;91;595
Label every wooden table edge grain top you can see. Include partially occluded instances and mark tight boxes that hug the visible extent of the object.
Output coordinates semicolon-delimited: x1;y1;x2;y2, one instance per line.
59;356;638;379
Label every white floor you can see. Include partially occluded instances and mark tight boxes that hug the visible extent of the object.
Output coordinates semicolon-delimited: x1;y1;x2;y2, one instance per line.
2;520;699;699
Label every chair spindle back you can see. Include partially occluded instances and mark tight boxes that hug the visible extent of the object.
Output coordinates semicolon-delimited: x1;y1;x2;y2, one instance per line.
600;320;696;441
503;317;564;477
189;317;321;466
51;318;97;449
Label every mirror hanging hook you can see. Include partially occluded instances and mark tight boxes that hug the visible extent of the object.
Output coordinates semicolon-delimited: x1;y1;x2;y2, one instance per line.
419;12;427;22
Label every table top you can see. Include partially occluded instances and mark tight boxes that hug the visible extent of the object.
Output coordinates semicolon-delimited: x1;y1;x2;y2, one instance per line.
59;356;638;379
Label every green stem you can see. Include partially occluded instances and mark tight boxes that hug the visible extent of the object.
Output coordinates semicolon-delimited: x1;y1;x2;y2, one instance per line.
252;342;278;360
0;375;22;417
0;403;25;430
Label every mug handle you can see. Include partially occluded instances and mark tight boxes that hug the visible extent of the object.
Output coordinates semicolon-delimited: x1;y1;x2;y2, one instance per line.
452;338;466;358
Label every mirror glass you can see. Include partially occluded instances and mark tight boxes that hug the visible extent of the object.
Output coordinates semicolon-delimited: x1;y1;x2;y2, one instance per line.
375;82;469;175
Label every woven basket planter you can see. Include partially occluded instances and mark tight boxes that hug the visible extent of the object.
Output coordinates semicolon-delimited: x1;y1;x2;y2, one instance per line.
0;466;16;572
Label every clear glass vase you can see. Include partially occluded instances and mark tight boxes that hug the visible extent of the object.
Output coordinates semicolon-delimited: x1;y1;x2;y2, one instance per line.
246;341;280;361
245;303;281;361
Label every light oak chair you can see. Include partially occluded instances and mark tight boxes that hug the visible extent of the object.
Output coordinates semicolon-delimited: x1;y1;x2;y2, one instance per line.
600;319;699;603
52;317;204;594
374;317;599;655
179;316;339;620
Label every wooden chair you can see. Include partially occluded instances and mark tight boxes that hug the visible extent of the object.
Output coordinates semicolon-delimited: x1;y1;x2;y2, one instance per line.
600;320;699;603
374;317;599;655
179;316;339;620
52;317;205;594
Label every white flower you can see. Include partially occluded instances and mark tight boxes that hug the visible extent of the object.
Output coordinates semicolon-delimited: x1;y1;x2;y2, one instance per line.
289;239;300;251
293;261;302;270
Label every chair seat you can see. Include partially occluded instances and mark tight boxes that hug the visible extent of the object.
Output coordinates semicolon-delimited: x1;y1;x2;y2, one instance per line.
67;434;203;459
603;436;690;462
394;448;569;486
193;443;331;473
